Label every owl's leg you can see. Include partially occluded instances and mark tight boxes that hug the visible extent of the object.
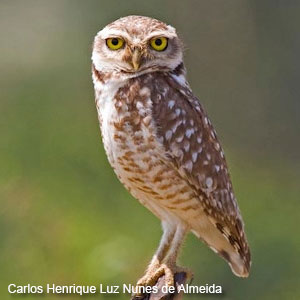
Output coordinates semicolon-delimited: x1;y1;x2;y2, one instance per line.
161;223;193;283
135;221;189;294
136;221;176;287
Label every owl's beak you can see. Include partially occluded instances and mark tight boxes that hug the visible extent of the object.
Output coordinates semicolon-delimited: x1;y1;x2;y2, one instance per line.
132;48;142;71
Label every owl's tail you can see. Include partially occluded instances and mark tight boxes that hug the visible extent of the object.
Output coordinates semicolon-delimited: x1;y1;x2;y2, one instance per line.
191;217;251;278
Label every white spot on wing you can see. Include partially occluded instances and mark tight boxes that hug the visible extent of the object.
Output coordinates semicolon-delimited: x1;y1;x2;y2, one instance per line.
214;142;220;151
165;130;173;141
172;119;182;133
168;100;175;109
184;160;193;172
171;74;186;86
206;177;213;188
176;134;184;143
185;128;194;138
175;108;181;116
211;130;217;139
192;152;198;163
183;141;190;152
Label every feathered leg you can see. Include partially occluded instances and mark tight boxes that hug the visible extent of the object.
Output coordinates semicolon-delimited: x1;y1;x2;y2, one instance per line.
133;221;192;299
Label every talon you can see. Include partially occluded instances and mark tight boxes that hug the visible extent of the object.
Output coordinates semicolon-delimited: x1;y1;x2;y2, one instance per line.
137;264;175;287
132;264;176;299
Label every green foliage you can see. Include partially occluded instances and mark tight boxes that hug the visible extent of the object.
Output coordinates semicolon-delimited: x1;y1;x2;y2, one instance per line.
1;1;300;299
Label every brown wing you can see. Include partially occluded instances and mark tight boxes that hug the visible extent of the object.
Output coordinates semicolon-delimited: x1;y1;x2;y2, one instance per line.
151;71;251;274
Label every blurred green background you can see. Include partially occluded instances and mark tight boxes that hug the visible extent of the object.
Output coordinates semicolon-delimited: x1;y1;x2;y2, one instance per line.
1;1;300;299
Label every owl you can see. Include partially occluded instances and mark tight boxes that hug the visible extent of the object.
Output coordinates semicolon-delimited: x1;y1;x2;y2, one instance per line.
92;15;251;297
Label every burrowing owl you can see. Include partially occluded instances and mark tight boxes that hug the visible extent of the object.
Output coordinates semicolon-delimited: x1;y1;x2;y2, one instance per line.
92;15;251;294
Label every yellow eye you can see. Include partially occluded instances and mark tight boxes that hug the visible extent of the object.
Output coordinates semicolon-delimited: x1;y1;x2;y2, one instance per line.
106;38;124;50
150;37;168;51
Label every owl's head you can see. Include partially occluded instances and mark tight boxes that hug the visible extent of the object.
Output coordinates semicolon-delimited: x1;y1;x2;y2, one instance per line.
92;16;183;76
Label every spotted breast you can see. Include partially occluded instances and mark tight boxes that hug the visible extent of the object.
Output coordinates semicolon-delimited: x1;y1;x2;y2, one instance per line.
93;63;250;277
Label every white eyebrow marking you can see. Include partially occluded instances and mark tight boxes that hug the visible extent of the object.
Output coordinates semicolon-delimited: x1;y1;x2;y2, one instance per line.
98;28;131;41
146;30;177;40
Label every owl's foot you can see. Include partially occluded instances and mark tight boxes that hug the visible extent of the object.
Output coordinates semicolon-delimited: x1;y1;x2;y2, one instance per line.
131;264;193;299
131;263;173;299
138;263;175;287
